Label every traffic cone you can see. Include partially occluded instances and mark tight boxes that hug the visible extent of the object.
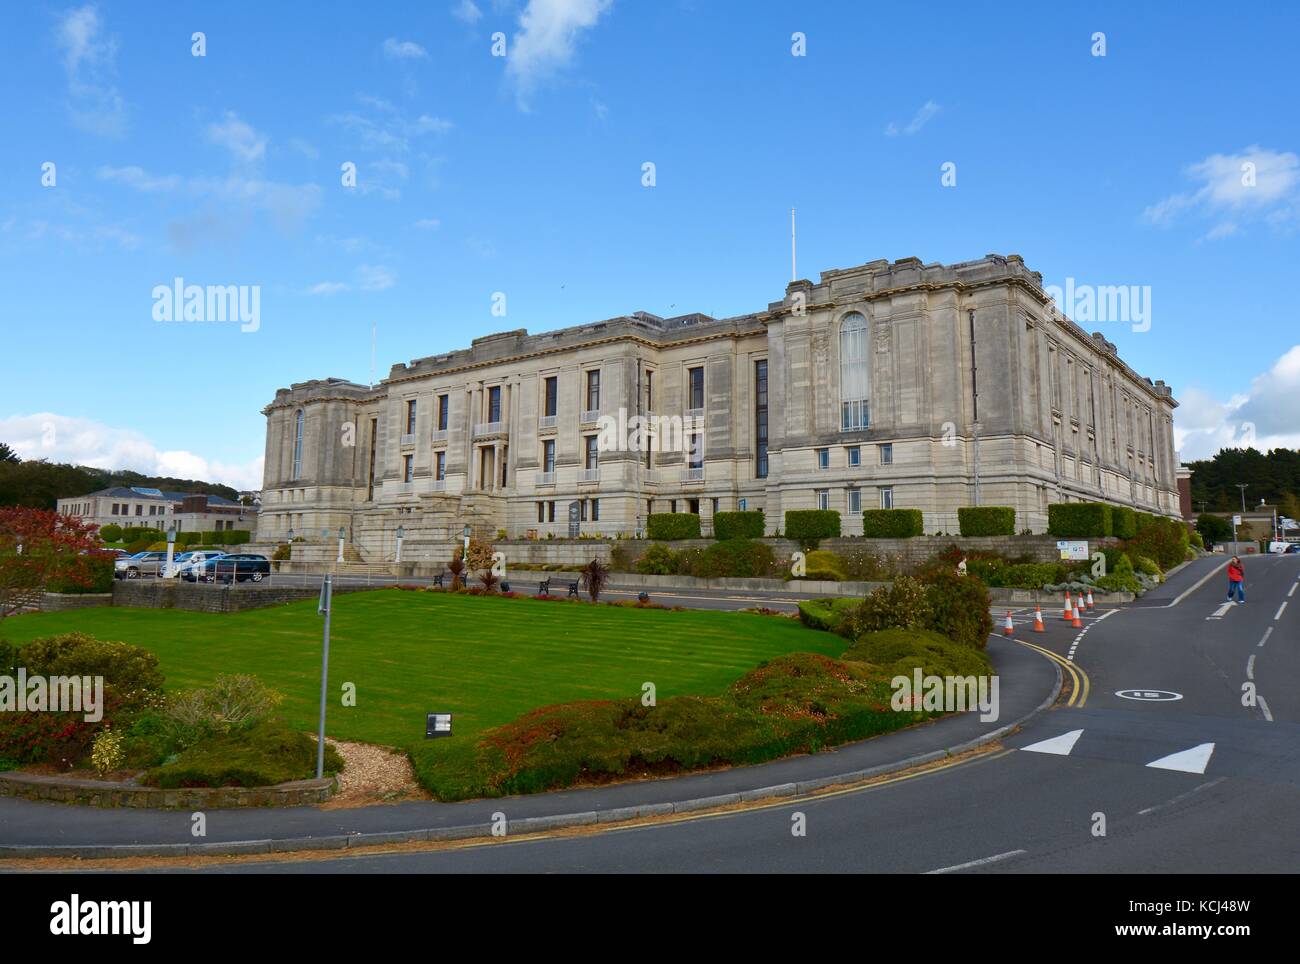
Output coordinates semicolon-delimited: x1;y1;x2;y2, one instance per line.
1003;610;1015;636
1085;589;1095;609
1063;591;1073;620
1033;606;1046;632
1071;603;1083;628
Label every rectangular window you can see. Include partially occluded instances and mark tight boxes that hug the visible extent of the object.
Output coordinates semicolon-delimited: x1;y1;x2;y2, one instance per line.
405;399;417;435
847;446;861;468
487;386;501;423
547;501;556;523
879;443;893;465
645;370;655;411
591;499;600;521
403;455;414;483
755;359;768;479
586;370;601;411
435;451;446;480
816;448;829;469
848;489;862;514
537;501;545;523
880;486;894;509
544;376;558;418
135;505;142;516
689;433;703;469
585;434;599;469
437;395;449;431
688;366;704;410
543;439;555;473
816;489;830;511
111;503;118;515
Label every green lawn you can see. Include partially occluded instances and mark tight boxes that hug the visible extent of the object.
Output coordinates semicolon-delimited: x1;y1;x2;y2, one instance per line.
0;591;843;748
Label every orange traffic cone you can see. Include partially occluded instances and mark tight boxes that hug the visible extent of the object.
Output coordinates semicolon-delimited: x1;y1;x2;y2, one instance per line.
1003;610;1015;636
1085;589;1095;609
1071;603;1083;628
1033;606;1046;632
1063;591;1073;620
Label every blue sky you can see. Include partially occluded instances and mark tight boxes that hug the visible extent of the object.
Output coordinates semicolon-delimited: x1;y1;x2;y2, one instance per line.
2;0;1298;489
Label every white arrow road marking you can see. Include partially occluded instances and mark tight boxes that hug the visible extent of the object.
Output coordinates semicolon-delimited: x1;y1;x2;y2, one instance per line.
1147;742;1216;774
1020;729;1084;756
1207;602;1233;620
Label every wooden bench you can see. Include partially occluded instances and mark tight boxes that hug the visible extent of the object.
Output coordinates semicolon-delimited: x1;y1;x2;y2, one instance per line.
432;573;444;588
538;577;551;596
567;579;580;598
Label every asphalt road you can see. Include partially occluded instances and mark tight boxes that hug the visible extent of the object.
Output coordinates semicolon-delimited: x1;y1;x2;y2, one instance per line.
179;552;1298;874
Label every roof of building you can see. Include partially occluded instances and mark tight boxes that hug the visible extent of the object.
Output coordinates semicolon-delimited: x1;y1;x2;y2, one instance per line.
76;486;240;507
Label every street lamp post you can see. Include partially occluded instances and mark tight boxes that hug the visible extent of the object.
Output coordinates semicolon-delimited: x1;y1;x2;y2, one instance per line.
165;525;176;578
463;524;471;562
337;526;346;565
396;525;405;564
1237;483;1248;513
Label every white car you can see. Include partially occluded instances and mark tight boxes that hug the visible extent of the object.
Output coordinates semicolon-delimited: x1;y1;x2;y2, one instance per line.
164;550;227;578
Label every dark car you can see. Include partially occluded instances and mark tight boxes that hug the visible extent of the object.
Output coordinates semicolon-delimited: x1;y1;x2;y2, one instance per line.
207;553;270;583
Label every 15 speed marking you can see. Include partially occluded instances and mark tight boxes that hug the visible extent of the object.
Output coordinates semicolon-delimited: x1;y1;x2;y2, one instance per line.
1115;689;1183;702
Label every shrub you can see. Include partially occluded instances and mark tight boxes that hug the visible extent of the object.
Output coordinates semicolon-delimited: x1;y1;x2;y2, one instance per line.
580;558;610;602
1047;502;1112;537
844;576;934;639
1196;513;1233;546
143;721;343;788
1131;555;1161;580
690;539;776;579
18;632;165;700
1189;529;1204;550
199;529;252;546
800;550;846;580
1111;505;1138;539
712;510;765;541
164;674;283;736
1127;517;1188;572
98;523;123;543
918;568;993;650
785;509;841;547
957;506;1015;537
844;628;990;679
46;553;115;594
271;543;291;562
861;508;924;538
836;547;898;581
796;597;862;635
646;513;701;540
634;543;677;575
91;727;125;775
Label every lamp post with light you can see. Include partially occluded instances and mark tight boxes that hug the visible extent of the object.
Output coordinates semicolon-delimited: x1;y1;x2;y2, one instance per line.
164;524;177;579
337;526;346;565
396;525;405;564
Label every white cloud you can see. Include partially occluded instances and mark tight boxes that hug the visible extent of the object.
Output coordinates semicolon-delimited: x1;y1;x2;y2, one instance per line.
357;264;397;291
885;100;940;137
413;217;441;230
0;413;264;491
452;1;483;24
1174;345;1300;460
97;165;183;192
506;0;612;108
1143;146;1300;239
307;281;349;296
55;5;128;135
383;37;428;60
330;97;453;154
205;111;268;164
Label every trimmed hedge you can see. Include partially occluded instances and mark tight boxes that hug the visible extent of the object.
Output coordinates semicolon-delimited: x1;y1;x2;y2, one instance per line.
690;539;776;579
795;597;860;634
199;529;252;546
712;510;765;541
957;506;1015;537
97;524;122;543
646;513;702;540
144;721;344;788
861;508;924;538
1110;505;1138;539
1047;502;1112;537
785;509;841;543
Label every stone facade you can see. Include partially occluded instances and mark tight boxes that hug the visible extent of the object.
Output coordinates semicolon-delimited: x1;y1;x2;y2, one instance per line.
56;486;256;536
257;254;1181;561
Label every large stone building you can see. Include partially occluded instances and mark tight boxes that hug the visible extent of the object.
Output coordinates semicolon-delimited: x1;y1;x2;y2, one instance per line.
257;254;1181;560
57;487;255;535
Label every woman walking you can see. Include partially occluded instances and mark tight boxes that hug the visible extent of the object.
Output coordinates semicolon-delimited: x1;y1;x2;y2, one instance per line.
1226;556;1245;603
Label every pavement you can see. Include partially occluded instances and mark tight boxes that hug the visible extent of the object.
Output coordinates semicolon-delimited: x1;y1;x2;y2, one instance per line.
6;551;1297;873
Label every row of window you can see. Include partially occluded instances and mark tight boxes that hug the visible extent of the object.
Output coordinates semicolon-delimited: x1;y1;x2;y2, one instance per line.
110;502;167;517
815;486;894;513
815;443;893;469
535;499;601;523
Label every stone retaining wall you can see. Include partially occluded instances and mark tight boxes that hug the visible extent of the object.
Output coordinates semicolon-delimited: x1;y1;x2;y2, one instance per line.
0;770;336;809
110;580;372;612
39;592;114;612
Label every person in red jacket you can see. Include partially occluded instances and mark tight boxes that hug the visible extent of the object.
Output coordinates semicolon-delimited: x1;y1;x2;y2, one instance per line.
1226;556;1245;603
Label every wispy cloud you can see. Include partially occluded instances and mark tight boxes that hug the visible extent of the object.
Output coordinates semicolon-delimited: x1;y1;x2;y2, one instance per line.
506;0;613;109
1143;146;1300;240
884;100;940;137
204;111;268;164
451;0;483;25
55;4;128;136
413;217;441;230
382;37;428;60
357;264;397;291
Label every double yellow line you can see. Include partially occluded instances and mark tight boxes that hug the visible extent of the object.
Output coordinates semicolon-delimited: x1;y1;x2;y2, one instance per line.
1016;639;1090;707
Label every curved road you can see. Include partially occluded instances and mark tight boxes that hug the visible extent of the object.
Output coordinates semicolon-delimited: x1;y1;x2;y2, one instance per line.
191;553;1300;874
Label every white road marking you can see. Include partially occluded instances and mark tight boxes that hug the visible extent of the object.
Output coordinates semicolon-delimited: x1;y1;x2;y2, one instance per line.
1137;777;1226;816
1258;627;1273;648
1020;729;1084;756
1147;742;1216;774
1259;695;1274;723
1289;583;1297;598
1163;560;1228;608
1246;654;1255;680
1275;601;1288;621
1208;602;1233;620
925;849;1027;874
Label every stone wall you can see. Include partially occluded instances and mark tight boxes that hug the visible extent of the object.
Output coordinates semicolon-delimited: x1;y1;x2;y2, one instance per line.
39;592;114;612
0;770;335;809
111;580;372;612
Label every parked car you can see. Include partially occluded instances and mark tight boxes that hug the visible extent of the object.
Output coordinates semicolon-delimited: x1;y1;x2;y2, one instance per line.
189;553;270;583
162;550;226;578
114;551;169;579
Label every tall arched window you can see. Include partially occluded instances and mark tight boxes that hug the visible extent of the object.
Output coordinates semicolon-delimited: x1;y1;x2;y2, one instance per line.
291;410;304;480
839;312;869;430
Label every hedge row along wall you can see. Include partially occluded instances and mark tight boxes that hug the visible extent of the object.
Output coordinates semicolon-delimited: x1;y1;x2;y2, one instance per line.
712;510;765;540
861;508;924;538
957;506;1016;537
646;512;702;540
1047;502;1114;537
784;510;842;543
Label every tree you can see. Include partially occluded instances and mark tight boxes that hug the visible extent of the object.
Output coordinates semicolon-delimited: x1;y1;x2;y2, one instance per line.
0;443;18;463
0;508;103;621
1195;513;1233;547
580;558;610;603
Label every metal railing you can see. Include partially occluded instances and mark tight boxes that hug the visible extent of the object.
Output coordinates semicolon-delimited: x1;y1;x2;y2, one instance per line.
580;409;600;425
578;467;600;483
431;429;448;443
538;415;557;430
400;433;416;447
473;421;506;437
682;467;704;482
537;471;556;485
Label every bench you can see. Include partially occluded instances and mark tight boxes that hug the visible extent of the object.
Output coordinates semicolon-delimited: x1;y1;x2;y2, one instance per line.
567;580;580;598
432;573;444;588
538;577;551;596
